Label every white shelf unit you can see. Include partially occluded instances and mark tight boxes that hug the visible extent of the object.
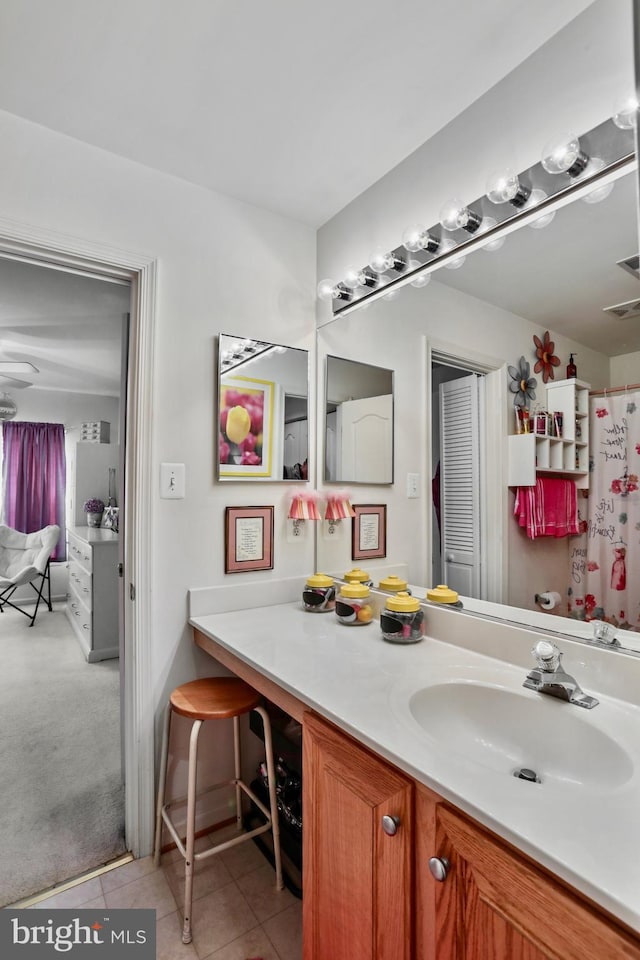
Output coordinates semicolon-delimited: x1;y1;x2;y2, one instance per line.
508;379;590;488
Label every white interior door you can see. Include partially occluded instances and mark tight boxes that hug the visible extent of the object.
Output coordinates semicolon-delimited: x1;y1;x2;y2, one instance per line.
439;375;482;597
336;394;393;483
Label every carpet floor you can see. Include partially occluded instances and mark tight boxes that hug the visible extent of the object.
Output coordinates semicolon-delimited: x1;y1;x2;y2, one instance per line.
0;602;125;905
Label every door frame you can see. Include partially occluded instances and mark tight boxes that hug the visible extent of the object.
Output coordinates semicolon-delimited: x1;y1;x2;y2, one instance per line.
426;339;508;604
0;216;157;858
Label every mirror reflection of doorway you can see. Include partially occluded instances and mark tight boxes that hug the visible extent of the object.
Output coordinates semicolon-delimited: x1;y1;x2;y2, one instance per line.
431;360;486;598
0;257;129;905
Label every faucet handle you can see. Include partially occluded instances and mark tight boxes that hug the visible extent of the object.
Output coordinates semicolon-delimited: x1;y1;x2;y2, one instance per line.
532;639;562;672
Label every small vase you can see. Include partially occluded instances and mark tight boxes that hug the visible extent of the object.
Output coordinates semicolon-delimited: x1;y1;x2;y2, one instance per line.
87;511;103;528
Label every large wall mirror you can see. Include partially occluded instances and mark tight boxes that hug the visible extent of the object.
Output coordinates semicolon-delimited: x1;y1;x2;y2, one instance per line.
324;356;394;483
315;0;640;651
217;334;309;481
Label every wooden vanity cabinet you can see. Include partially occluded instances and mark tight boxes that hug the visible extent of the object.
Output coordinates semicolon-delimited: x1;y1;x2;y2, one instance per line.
303;712;413;960
415;783;640;960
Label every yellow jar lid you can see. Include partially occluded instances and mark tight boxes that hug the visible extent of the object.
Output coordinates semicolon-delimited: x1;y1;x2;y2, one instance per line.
306;573;334;588
378;575;408;592
385;591;420;612
343;568;371;583
426;584;459;604
339;582;370;598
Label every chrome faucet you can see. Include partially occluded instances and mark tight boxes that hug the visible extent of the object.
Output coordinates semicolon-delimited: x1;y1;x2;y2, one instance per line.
523;640;599;709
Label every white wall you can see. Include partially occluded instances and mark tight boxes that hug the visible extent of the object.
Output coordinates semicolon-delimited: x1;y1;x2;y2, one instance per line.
10;388;120;440
0;108;316;841
611;350;640;384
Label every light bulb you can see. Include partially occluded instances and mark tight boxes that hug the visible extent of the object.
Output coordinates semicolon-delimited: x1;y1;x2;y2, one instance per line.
401;224;440;254
368;248;405;274
613;96;639;130
485;168;531;207
342;267;363;289
444;255;466;270
408;260;431;287
541;134;589;177
581;159;615;204
317;279;350;302
523;188;556;230
440;197;482;233
478;217;505;252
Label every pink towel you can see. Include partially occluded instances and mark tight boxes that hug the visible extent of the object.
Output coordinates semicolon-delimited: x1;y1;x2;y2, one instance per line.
514;478;579;540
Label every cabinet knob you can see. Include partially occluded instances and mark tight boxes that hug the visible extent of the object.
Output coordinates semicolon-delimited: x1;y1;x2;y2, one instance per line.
428;856;450;882
381;815;401;836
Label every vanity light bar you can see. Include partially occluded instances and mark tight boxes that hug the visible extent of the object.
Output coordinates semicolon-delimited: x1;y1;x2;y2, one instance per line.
329;116;636;318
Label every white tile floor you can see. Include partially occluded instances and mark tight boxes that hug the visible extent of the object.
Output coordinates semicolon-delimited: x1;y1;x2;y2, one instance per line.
29;825;302;960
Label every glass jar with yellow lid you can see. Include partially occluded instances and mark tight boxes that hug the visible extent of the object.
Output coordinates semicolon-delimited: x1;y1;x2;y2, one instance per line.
342;567;373;587
335;582;373;625
302;573;336;613
378;574;410;594
380;592;424;643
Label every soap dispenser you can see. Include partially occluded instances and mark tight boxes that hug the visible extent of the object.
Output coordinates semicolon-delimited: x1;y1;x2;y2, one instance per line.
566;353;577;378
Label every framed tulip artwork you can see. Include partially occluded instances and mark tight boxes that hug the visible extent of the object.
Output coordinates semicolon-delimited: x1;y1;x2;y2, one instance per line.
218;375;275;478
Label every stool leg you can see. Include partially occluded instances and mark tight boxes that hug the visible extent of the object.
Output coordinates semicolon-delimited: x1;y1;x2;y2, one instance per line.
255;706;283;891
233;715;242;830
153;703;173;867
182;718;202;945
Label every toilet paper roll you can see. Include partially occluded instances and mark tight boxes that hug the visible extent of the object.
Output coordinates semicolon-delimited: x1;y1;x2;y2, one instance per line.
536;591;562;610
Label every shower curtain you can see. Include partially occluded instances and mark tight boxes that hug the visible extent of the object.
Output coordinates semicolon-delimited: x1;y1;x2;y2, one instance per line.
568;390;639;632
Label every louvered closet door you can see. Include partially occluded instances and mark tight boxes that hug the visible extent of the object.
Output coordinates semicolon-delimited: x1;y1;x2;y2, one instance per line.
439;374;481;597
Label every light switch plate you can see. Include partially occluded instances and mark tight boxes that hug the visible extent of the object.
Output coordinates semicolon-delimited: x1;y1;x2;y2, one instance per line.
407;473;420;498
160;462;185;499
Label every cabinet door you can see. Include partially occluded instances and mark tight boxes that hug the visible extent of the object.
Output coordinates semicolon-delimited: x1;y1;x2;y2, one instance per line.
415;785;640;960
303;712;412;960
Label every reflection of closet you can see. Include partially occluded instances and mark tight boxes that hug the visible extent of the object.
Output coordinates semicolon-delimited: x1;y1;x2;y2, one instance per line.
508;379;590;489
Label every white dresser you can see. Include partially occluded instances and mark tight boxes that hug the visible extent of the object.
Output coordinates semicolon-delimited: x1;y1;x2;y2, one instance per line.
66;525;120;662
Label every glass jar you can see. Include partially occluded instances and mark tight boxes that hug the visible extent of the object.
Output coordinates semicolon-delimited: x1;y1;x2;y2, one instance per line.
343;567;373;587
335;583;374;625
378;575;409;594
380;592;424;643
302;573;336;613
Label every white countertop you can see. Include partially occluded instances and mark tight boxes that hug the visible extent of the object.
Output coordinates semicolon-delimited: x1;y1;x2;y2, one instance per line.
190;601;640;933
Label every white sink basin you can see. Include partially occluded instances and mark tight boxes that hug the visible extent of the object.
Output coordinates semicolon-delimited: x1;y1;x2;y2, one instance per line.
408;681;634;789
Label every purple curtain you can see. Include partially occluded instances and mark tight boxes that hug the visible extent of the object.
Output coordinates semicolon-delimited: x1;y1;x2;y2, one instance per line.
1;421;66;561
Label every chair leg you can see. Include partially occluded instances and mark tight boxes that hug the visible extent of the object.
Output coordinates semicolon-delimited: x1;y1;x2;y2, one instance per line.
153;703;173;866
182;718;203;945
233;715;242;830
27;562;51;626
255;705;283;891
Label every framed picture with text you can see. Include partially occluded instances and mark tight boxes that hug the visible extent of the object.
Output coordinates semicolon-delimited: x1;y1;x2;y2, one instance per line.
225;505;274;573
352;504;387;561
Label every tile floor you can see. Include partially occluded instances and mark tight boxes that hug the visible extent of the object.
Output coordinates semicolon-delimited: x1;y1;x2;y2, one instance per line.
29;824;302;960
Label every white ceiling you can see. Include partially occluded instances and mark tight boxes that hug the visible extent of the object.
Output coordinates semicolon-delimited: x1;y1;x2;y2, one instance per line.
0;0;594;228
0;259;128;395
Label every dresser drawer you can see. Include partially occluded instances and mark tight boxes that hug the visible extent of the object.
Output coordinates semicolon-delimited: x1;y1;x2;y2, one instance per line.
67;590;92;643
68;560;92;610
68;532;92;572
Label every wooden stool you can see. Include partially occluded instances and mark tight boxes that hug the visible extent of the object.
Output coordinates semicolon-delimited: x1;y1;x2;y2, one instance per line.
153;677;283;944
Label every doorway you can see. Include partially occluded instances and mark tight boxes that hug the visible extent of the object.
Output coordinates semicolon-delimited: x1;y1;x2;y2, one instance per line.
0;257;130;903
429;348;507;605
0;218;157;902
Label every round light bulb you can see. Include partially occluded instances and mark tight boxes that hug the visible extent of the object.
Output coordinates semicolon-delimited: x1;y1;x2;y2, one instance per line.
613;96;639;130
408;260;431;288
444;255;466;270
440;197;470;231
317;278;339;301
478;217;505;252
486;168;520;204
581;159;615;204
541;134;588;176
342;267;363;289
524;188;556;230
402;224;428;252
368;249;395;274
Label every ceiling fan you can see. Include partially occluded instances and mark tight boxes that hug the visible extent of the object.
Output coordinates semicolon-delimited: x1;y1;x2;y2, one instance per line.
0;360;39;389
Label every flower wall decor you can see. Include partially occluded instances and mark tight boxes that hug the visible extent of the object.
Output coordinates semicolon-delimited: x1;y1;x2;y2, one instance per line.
508;356;537;408
533;330;560;383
